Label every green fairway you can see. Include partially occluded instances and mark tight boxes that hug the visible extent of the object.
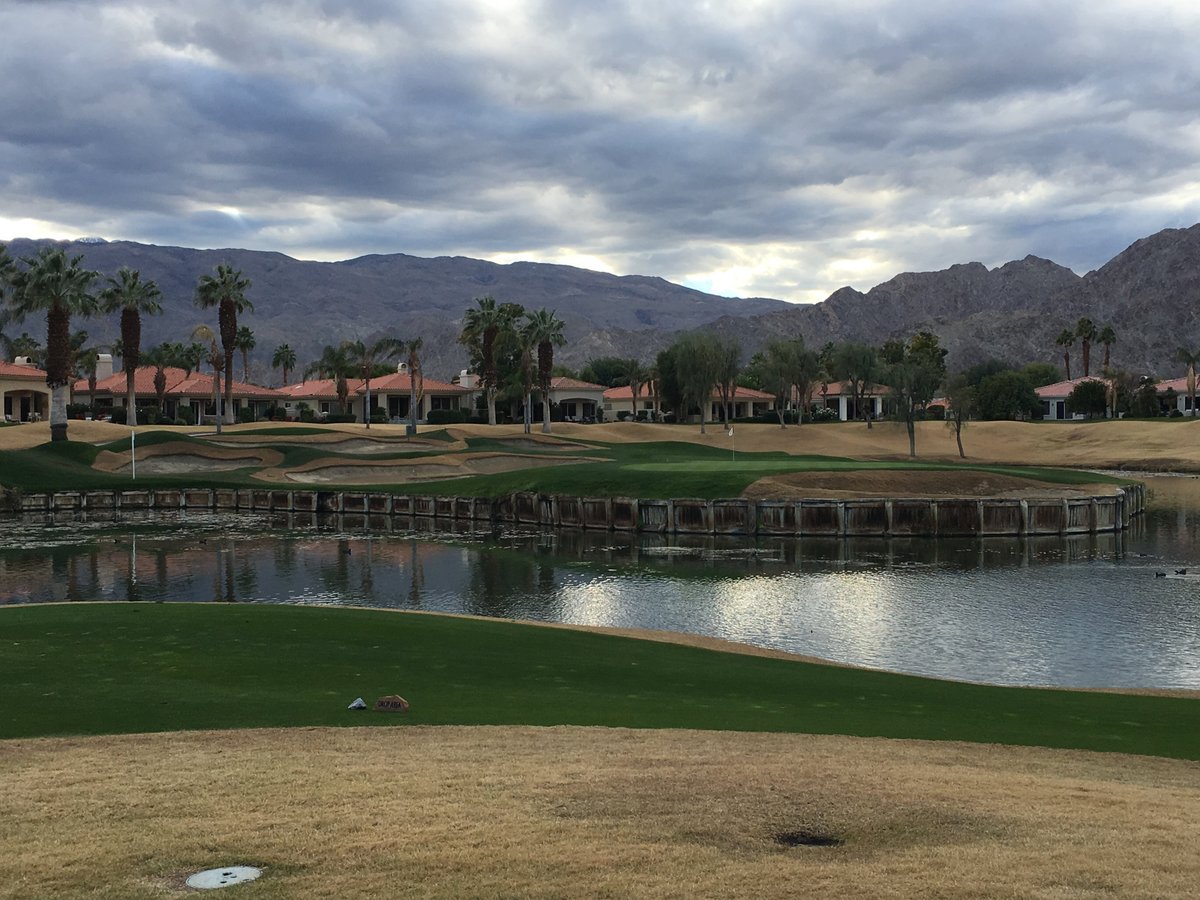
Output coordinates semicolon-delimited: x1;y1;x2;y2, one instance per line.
1;603;1196;759
0;430;1127;498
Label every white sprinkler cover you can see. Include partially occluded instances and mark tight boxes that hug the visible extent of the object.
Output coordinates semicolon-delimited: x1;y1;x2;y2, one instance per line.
185;866;263;890
348;697;367;709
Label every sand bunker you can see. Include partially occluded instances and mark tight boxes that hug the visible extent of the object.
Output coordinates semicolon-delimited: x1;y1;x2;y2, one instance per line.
743;469;1122;500
485;436;589;450
271;452;599;485
206;437;446;454
92;442;283;475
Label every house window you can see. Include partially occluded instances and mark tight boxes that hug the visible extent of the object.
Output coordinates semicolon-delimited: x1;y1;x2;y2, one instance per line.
429;395;456;411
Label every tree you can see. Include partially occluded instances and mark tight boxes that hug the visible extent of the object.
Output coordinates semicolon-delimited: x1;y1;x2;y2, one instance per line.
1056;329;1075;381
976;371;1040;421
755;339;818;427
194;264;253;425
306;343;356;415
181;342;205;378
76;345;103;412
514;331;536;434
6;248;98;441
1176;347;1200;417
578;356;632;388
943;375;976;458
347;337;405;428
655;344;685;419
1098;324;1117;371
460;296;523;426
191;325;224;434
406;337;424;434
1075;318;1097;377
714;337;742;424
142;345;171;414
1066;379;1108;419
100;267;162;428
272;343;297;386
673;332;723;434
830;342;879;428
523;308;567;433
622;358;649;422
882;334;945;457
1019;362;1060;388
235;325;256;382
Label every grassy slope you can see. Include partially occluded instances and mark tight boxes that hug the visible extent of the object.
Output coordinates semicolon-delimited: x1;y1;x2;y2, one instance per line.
1;604;1196;759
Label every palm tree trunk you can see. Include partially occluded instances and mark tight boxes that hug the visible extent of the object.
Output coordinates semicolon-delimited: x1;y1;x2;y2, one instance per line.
364;379;372;429
541;395;552;434
223;347;235;425
524;392;532;434
1064;352;1071;381
955;422;965;459
212;369;222;435
486;386;497;426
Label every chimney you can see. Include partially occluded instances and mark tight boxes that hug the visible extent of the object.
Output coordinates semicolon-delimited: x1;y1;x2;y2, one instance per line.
456;369;479;389
13;356;34;367
96;353;114;382
396;361;409;374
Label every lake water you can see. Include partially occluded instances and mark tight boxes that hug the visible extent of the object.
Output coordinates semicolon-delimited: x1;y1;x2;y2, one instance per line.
2;476;1199;690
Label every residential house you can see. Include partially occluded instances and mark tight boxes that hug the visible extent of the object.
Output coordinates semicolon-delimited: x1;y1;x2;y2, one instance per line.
279;363;473;422
603;383;774;422
1035;376;1112;420
1;357;50;422
74;366;287;421
547;376;606;422
1155;376;1197;415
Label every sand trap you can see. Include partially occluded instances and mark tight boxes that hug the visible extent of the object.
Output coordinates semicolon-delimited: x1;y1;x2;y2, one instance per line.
743;469;1122;500
92;442;283;474
485;436;590;450
207;437;445;454
273;452;598;485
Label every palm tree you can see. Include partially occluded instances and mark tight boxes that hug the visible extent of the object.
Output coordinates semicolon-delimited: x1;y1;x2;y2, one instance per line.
141;345;171;415
1056;329;1075;381
76;345;103;413
1098;325;1117;370
181;341;205;377
1076;318;1097;377
101;267;162;428
623;358;649;422
306;343;356;416
235;325;256;383
7;248;98;441
347;337;405;428
405;337;425;434
272;343;297;386
523;308;566;433
191;325;224;433
459;296;508;426
1177;347;1200;417
194;264;253;425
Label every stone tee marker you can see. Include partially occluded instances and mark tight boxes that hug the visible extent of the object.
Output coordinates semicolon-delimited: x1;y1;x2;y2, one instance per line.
374;695;410;713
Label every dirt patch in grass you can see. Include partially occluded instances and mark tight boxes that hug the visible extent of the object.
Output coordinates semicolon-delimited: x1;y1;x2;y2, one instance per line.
2;726;1197;899
743;469;1122;500
265;451;600;485
91;442;283;474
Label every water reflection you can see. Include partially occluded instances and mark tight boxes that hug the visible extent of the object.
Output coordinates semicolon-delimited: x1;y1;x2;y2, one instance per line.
2;476;1200;689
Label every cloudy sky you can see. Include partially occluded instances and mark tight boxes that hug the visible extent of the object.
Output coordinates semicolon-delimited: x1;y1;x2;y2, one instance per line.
3;0;1199;302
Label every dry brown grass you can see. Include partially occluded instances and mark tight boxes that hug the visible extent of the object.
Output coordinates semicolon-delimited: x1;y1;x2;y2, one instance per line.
2;726;1197;899
742;470;1121;500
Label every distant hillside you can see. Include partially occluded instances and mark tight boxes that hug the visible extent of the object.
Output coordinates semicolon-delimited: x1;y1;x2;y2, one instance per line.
5;224;1199;381
1;240;785;381
701;224;1200;376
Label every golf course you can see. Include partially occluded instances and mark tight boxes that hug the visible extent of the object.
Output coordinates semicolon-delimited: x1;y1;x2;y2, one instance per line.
2;418;1199;898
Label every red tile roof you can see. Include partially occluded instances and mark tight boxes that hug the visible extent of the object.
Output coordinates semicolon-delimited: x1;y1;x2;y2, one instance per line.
362;373;469;394
278;378;365;401
549;376;606;392
1156;376;1193;393
72;366;285;400
0;360;48;380
1034;376;1110;399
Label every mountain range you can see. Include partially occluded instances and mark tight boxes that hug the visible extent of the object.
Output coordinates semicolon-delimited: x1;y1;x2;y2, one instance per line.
5;223;1199;381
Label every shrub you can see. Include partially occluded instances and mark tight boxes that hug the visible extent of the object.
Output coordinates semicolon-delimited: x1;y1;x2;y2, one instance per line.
616;411;632;421
325;413;357;424
67;402;89;419
176;407;195;426
369;409;388;424
1170;408;1184;418
237;407;257;424
299;408;316;423
110;407;127;425
809;406;839;422
925;404;946;420
427;409;473;424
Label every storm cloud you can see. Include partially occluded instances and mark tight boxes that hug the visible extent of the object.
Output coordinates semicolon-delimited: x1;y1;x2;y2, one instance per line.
3;0;1199;301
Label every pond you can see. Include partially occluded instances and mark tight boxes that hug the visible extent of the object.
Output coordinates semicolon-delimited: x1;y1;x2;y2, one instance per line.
2;476;1199;690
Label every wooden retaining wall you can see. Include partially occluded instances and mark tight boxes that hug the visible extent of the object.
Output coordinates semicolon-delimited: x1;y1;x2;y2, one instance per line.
12;482;1148;537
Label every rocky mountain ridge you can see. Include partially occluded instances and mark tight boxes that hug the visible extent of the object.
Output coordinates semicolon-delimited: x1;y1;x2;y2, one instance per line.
4;223;1199;380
